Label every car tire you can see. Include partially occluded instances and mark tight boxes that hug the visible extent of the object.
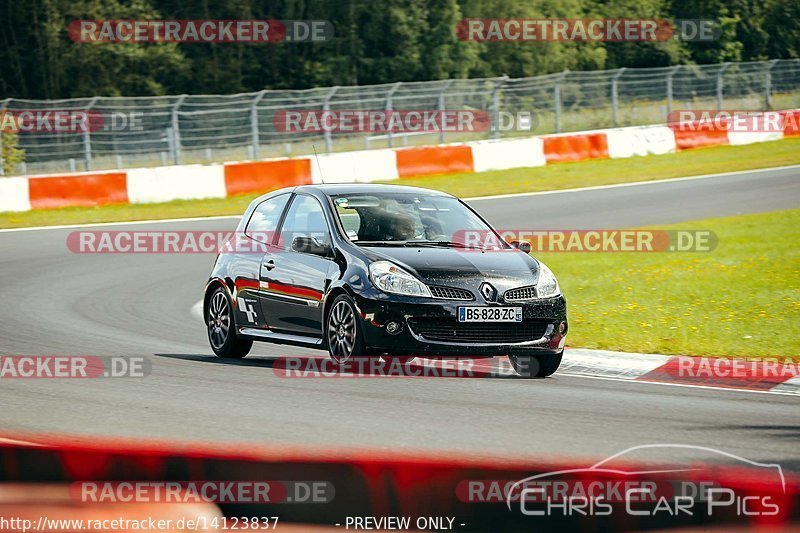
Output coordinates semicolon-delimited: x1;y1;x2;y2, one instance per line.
508;351;563;378
207;286;253;359
326;294;366;364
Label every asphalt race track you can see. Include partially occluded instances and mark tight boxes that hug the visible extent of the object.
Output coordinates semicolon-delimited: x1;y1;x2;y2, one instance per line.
0;166;798;469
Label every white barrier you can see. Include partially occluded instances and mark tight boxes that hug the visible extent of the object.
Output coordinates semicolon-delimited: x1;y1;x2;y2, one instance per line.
727;131;784;146
310;149;398;184
606;125;677;159
127;165;226;204
468;137;546;172
0;177;31;212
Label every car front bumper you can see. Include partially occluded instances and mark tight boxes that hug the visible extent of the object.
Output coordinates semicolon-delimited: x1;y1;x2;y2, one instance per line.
352;290;567;357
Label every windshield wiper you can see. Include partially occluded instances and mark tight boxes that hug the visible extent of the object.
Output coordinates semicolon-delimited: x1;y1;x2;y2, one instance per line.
355;240;488;250
354;240;408;247
404;240;485;250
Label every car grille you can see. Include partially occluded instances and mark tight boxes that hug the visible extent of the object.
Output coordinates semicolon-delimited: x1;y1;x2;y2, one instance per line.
428;285;474;301
504;285;537;301
408;318;550;344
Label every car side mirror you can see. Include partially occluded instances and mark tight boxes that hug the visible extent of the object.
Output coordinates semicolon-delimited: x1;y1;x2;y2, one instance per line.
292;236;332;256
510;240;532;254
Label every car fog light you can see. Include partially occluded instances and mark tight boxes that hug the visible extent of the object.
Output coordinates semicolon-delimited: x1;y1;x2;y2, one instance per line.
386;321;402;334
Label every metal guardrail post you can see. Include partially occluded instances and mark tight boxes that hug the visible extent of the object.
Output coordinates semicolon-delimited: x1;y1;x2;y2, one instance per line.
323;86;339;153
385;82;402;148
666;66;680;118
554;70;568;134
765;59;780;109
716;62;731;111
0;99;8;176
83;97;99;171
171;95;187;165
438;79;454;144
250;90;268;160
490;76;508;139
611;68;626;127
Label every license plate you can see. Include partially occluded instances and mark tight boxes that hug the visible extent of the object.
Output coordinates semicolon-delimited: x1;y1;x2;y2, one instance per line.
458;306;522;323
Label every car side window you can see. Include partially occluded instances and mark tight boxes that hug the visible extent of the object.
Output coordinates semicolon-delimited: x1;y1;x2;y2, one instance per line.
246;193;290;244
279;195;331;252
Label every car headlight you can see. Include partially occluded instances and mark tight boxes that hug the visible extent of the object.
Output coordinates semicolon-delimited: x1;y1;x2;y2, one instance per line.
536;261;561;298
369;261;432;298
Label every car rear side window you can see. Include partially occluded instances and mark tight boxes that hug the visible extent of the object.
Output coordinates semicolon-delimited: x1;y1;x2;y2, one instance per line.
246;193;290;244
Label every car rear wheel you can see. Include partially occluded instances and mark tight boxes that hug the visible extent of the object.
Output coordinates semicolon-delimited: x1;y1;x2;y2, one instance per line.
326;294;365;364
508;351;563;378
207;287;253;359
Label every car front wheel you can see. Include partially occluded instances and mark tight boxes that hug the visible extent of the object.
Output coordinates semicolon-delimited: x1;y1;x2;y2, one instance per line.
326;294;365;364
508;352;563;378
207;287;253;359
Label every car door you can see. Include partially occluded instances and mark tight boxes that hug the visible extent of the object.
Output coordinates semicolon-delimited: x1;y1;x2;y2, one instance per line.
234;192;290;330
259;193;337;337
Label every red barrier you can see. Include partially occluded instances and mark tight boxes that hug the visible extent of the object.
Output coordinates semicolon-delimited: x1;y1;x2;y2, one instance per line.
672;126;729;150
28;172;128;210
396;145;474;178
781;110;800;137
543;133;609;163
0;432;796;531
224;159;312;196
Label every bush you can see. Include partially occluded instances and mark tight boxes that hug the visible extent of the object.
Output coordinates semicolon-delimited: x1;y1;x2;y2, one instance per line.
1;130;25;175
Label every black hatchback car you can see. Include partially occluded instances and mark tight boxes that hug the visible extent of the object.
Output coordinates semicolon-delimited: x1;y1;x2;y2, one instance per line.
204;184;567;377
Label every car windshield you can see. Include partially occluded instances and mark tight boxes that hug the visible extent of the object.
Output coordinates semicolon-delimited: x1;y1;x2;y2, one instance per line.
329;192;504;249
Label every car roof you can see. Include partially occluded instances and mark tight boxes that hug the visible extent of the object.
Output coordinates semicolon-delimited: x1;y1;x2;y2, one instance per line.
296;183;453;197
250;183;455;207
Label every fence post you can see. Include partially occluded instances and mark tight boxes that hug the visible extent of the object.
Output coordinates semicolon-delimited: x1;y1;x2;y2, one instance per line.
385;82;402;148
490;76;508;140
716;62;731;111
250;90;267;160
554;70;568;133
765;59;779;109
0;99;7;176
666;66;680;119
323;86;339;153
171;95;186;165
83;96;99;171
438;79;454;144
611;68;626;128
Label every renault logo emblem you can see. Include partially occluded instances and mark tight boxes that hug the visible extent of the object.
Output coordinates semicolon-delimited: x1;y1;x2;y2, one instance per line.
480;282;496;302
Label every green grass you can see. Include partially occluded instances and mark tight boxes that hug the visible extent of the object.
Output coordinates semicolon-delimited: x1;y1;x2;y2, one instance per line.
1;137;799;230
545;208;800;358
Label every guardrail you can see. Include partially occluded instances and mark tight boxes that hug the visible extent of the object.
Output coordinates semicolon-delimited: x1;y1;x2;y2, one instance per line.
1;59;799;176
2;110;797;214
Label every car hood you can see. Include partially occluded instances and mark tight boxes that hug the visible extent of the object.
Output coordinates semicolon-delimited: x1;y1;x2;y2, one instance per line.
361;246;540;285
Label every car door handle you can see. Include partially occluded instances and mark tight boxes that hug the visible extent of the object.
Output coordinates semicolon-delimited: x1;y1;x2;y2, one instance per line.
264;259;276;271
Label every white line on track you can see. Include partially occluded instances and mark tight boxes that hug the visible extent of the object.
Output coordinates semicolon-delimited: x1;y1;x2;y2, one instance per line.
463;163;800;202
557;372;800;397
1;164;798;233
0;214;241;233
